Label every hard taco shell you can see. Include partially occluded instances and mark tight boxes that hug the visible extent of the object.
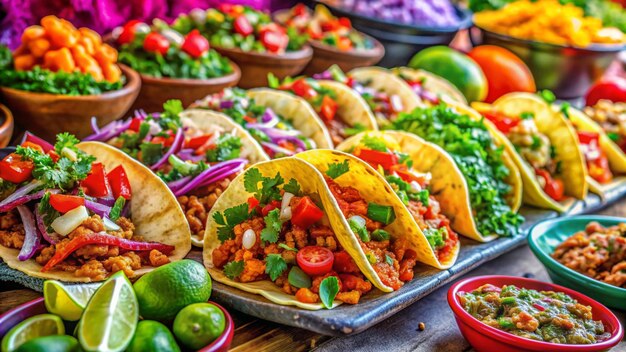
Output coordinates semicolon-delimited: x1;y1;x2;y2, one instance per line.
392;67;467;105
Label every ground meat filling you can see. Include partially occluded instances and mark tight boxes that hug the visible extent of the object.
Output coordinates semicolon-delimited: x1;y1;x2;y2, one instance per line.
325;118;350;146
405;196;458;263
584;100;626;152
178;174;235;240
552;221;626;288
211;210;372;304
0;214;170;281
325;176;417;291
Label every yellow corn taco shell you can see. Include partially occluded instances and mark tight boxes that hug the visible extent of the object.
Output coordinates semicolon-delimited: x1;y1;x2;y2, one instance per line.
296;149;457;273
0;142;192;282
337;131;488;242
180;109;270;246
553;105;626;197
348;67;424;125
247;88;334;149
203;158;379;309
473;93;588;212
392;67;468;105
317;80;378;137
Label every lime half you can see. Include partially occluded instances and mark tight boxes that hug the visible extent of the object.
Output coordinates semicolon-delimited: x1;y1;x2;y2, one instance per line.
77;271;138;352
44;281;101;321
1;314;64;352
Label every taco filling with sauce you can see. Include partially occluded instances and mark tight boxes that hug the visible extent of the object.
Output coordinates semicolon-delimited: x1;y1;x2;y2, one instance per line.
87;100;250;242
0;134;174;280
482;110;565;202
192;88;317;158
577;131;613;184
211;168;373;305
584;100;626;153
346;135;458;263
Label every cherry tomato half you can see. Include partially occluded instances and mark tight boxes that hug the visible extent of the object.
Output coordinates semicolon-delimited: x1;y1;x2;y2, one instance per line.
49;194;85;213
143;32;170;55
296;246;334;276
0;154;34;184
182;30;210;58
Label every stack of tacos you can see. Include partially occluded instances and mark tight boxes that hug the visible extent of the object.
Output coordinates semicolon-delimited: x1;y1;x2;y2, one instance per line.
0;133;190;281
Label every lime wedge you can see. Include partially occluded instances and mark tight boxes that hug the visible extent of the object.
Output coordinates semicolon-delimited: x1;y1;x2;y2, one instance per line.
77;271;138;352
44;280;101;321
1;314;64;352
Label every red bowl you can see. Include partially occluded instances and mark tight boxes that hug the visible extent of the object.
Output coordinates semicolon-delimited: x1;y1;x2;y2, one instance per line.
0;297;234;352
447;275;623;352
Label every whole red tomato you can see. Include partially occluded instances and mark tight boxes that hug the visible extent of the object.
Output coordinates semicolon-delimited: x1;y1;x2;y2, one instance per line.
468;45;536;103
181;30;209;58
586;78;626;106
143;32;170;55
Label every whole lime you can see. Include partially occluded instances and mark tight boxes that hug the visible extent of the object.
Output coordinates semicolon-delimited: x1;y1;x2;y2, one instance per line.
409;46;488;102
126;320;181;352
15;335;80;352
134;260;212;321
173;303;225;350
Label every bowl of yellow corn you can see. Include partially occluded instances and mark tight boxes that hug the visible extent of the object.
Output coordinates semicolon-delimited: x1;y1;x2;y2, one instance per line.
472;0;626;99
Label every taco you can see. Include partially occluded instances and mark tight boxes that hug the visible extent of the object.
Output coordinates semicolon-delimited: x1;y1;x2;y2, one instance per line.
391;67;467;106
472;92;588;212
583;100;626;155
269;75;378;146
191;87;333;158
388;103;523;240
86;100;269;246
0;134;191;282
204;158;377;309
556;103;626;196
337;131;477;247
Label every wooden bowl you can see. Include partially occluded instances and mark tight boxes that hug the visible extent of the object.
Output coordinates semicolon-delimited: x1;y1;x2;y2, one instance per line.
302;35;385;76
0;64;140;142
214;46;313;88
129;60;241;113
0;103;15;148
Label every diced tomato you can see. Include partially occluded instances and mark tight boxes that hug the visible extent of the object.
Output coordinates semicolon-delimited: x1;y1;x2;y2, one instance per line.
536;168;564;201
293;3;308;16
117;20;142;45
143;32;170;55
296;246;334;276
355;148;398;171
336;37;353;51
243;115;256;123
81;163;110;197
20;141;44;153
47;150;60;162
291;196;324;229
107;165;132;200
151;133;175;147
233;16;253;36
319;95;338;121
339;17;351;28
588;154;613;184
391;164;426;184
260;29;289;53
0;153;34;184
290;79;316;99
49;194;85;213
482;111;520;134
333;251;360;273
128;117;142;132
186;135;213;150
247;197;260;212
577;131;600;145
181;30;209;58
261;200;281;216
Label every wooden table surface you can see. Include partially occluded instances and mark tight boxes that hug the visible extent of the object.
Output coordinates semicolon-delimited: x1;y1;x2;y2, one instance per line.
2;201;625;352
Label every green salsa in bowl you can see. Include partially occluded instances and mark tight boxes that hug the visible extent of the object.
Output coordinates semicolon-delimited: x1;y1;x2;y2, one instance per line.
528;215;626;310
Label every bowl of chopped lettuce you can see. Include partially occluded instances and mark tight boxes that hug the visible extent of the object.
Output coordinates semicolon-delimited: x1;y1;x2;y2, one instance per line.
171;5;312;88
0;16;140;141
111;19;241;113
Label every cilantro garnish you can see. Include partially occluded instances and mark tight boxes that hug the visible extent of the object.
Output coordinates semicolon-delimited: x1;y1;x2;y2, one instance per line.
520;112;534;120
139;142;163;165
206;134;242;162
361;135;388;152
159;100;184;130
344;123;367;137
531;136;542;150
283;178;301;196
213;203;251;242
38;193;60;230
319;276;339;309
260;209;283;244
109;197;126;222
325;160;350;179
243;168;284;204
224;260;244;280
265;254;287;281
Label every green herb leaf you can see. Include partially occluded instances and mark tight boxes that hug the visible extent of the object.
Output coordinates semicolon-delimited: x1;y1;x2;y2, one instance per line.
265;254;288;281
278;243;298;252
243;168;284;204
361;135;388;152
283;178;301;196
139;142;163;165
385;254;394;266
261;209;283;244
214;203;251;242
344;123;367;137
109;197;126;222
539;90;556;104
206;134;243;162
224;260;244;280
325;160;350;179
319;276;339;309
520;112;534;120
38;193;60;230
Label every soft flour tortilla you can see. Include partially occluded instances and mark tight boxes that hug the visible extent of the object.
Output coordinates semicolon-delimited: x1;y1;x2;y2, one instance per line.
180;109;270;246
348;67;424;125
555;105;626;197
337;131;489;243
317;80;378;138
472;93;588;212
0;142;192;282
247;88;334;149
296;149;457;272
392;67;467;105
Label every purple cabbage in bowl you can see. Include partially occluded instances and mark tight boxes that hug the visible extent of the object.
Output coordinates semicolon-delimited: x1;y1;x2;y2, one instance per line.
338;0;459;27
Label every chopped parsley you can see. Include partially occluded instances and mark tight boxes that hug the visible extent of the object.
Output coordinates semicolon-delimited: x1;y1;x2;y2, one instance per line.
560;102;571;119
361;135;388;152
325;160;350;179
283;178;301;196
265;254;287;281
213;203;250;242
224;260;244;280
244;168;284;204
260;209;283;244
205;134;242;162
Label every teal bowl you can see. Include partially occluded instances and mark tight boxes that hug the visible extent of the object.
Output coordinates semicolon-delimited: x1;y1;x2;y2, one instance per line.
528;215;626;310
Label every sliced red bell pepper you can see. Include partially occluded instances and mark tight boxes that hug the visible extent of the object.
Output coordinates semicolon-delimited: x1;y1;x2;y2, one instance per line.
186;134;213;150
319;95;338;121
535;168;564;201
81;163;110;198
290;78;316;99
247;196;260;212
0;153;34;184
355;149;398;171
577;131;599;145
481;111;520;134
588;153;613;184
143;32;170;55
151;133;175;147
233;15;253;36
291;196;323;229
391;164;427;185
41;232;175;272
128;117;142;132
260;28;289;53
49;194;85;213
107;165;132;200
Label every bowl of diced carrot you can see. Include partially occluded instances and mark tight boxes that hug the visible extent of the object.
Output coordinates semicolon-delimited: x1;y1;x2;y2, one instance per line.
0;16;140;141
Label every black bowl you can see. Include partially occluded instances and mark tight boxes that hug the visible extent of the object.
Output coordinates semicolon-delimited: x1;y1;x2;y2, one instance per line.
316;1;472;67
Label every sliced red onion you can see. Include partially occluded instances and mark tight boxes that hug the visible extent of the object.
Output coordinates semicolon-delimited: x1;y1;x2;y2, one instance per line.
95;196;116;207
84;119;132;142
262;108;279;124
90;117;100;134
177;149;205;163
275;135;307;151
220;100;234;109
0;181;47;211
167;176;192;193
84;200;112;218
121;201;131;218
313;71;333;80
263;127;301;139
173;159;247;196
17;205;41;261
20;132;54;152
196;163;246;188
35;204;59;244
261;142;296;157
151;128;184;171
